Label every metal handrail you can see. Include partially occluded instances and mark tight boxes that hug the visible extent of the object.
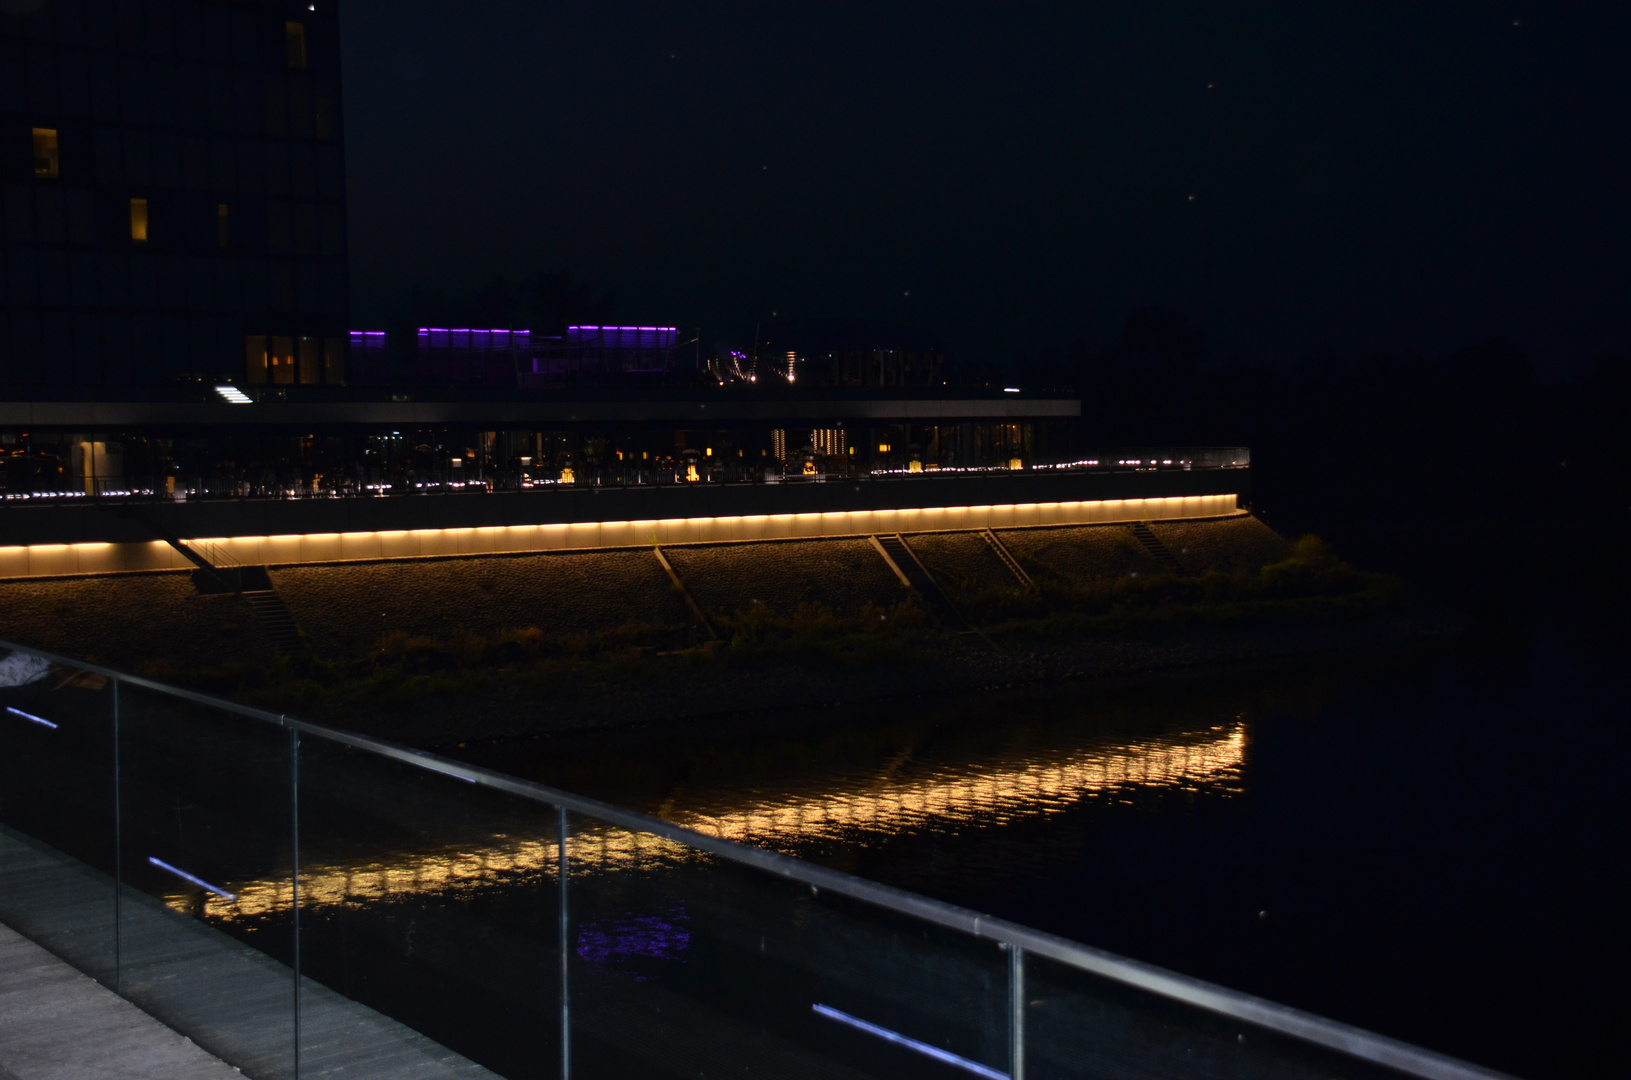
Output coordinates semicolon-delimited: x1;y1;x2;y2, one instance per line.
0;636;1509;1080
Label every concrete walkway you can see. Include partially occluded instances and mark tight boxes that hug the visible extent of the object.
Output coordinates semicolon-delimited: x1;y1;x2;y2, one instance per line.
0;922;240;1080
0;824;493;1079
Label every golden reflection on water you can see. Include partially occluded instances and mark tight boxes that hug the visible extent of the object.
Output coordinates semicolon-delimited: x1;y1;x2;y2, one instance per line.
680;722;1244;853
184;722;1245;923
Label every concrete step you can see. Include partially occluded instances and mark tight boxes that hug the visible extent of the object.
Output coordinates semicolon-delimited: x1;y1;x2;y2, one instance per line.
242;590;309;654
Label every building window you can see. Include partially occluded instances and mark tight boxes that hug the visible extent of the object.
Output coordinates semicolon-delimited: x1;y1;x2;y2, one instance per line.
245;336;268;384
297;335;321;384
285;22;308;71
812;429;846;457
32;128;60;178
271;336;295;384
129;198;149;243
216;203;231;252
322;337;346;385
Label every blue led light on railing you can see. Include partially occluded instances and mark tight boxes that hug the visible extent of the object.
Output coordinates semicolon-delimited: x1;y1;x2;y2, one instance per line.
148;857;237;901
812;1004;1008;1080
5;706;58;730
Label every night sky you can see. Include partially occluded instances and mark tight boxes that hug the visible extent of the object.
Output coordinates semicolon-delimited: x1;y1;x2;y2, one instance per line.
339;2;1630;377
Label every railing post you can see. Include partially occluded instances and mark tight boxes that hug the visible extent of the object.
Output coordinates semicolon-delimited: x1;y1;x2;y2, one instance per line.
111;676;122;996
291;727;301;1079
558;805;570;1080
1009;944;1025;1080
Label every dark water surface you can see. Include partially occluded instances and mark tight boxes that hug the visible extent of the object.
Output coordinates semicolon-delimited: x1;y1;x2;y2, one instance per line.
475;605;1628;1079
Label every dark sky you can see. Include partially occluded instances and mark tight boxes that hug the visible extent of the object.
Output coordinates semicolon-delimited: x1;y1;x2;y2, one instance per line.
339;2;1629;376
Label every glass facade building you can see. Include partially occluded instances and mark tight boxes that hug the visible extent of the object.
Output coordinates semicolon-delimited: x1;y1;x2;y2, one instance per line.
0;2;1089;501
0;0;349;389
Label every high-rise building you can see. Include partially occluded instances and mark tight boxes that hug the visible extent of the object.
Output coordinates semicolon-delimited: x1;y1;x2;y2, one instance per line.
0;2;1085;502
1;0;349;389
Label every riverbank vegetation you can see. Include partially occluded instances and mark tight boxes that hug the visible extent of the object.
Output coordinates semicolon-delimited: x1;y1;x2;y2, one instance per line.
130;533;1413;731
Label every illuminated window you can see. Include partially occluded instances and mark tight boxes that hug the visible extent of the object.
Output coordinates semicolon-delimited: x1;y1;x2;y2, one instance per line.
877;443;891;453
285;22;307;70
32;128;59;178
128;198;148;243
216;204;231;251
271;336;295;384
812;429;846;457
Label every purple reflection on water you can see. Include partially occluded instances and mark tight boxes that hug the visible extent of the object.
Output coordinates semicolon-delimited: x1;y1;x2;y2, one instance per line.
575;905;689;980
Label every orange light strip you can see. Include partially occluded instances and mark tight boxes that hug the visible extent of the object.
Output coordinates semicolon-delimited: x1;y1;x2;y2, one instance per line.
0;495;1239;579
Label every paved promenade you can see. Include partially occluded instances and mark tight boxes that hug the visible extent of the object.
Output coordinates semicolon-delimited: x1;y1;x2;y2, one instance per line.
0;922;239;1080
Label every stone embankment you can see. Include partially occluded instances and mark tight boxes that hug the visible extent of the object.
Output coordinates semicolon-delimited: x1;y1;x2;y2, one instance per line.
0;516;1451;746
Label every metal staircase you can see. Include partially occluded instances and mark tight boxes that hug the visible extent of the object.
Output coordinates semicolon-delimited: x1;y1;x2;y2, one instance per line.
115;506;308;654
981;529;1035;589
1128;522;1182;573
241;589;308;655
870;534;972;632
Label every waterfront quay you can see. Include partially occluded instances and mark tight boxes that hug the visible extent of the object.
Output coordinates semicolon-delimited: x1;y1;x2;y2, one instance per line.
0;457;1247;578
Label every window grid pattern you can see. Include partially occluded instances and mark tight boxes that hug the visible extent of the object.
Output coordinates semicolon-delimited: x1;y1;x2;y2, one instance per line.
0;0;348;387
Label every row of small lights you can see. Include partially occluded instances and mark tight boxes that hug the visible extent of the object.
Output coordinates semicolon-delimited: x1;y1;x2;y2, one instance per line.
4;489;155;500
1;459;1188;500
868;458;1152;476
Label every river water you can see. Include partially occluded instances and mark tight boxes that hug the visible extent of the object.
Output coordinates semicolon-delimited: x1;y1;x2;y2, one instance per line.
485;593;1627;1079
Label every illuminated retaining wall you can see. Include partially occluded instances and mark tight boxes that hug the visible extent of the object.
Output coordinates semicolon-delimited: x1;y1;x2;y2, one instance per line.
0;493;1238;580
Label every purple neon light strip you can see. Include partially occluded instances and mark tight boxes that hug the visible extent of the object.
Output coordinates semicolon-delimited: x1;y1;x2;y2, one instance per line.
148;857;237;901
414;328;535;334
5;706;57;730
566;326;678;333
811;1004;1008;1080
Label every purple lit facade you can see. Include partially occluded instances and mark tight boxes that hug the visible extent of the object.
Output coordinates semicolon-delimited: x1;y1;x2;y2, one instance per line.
567;326;678;350
346;324;685;385
417;328;533;350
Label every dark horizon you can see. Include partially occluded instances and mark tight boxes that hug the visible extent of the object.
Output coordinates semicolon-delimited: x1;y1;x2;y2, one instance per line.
341;2;1630;379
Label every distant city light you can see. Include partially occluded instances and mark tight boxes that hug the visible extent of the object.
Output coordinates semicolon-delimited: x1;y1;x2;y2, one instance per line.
1003;387;1020;393
215;386;252;404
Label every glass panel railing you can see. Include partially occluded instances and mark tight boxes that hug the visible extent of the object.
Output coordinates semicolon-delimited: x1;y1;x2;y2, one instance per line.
0;645;119;986
1019;950;1416;1080
294;731;558;1077
0;640;1507;1080
563;809;1011;1079
113;681;297;1080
